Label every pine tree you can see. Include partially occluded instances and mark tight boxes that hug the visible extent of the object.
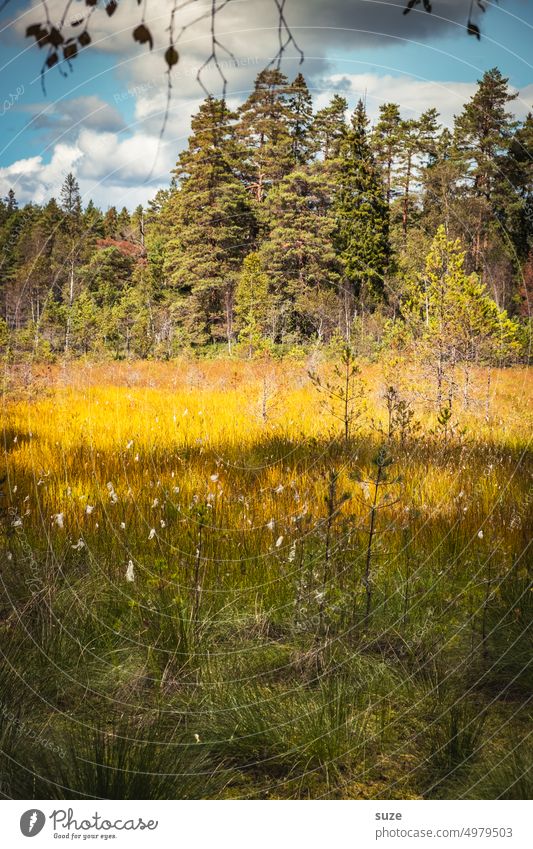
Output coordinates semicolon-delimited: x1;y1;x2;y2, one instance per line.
4;188;18;214
406;225;520;406
372;103;402;206
84;200;105;238
335;100;390;331
59;172;84;353
260;167;340;342
454;68;518;280
238;69;293;201
287;73;314;166
395;109;440;239
163;97;254;349
103;206;119;238
311;95;347;161
234;252;270;354
455;68;518;205
496;112;533;267
60;173;82;217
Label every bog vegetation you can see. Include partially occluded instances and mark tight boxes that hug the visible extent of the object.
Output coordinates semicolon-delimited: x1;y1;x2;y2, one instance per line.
1;358;531;799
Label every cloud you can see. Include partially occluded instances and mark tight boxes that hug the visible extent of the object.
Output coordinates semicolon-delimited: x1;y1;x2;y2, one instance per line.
16;96;126;148
76;127;174;185
0;124;173;208
318;72;478;126
12;0;498;57
32;95;125;133
0;142;81;204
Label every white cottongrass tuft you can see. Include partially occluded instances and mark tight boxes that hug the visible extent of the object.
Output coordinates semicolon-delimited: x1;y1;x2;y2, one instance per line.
120;522;126;530
125;560;135;582
276;535;284;548
53;513;64;528
86;505;95;515
266;518;275;531
478;529;484;539
210;474;219;482
71;539;84;550
148;528;156;540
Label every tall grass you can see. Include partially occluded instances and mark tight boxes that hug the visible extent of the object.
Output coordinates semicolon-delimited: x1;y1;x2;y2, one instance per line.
1;358;531;798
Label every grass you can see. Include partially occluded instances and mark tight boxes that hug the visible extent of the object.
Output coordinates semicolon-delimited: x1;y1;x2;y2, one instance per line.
0;356;531;799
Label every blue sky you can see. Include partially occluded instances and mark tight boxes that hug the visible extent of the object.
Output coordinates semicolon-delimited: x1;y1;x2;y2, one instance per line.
0;0;531;208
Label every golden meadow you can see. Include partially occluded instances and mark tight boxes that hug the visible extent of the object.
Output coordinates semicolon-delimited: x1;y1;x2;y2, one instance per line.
1;358;531;799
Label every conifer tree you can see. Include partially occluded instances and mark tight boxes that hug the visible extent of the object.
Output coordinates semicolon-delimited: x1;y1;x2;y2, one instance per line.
4;188;18;214
496;112;533;266
163;97;254;349
372;103;402;206
311;95;347;160
335;100;390;332
260;168;340;342
405;226;520;406
395;109;440;239
454;68;518;278
59;172;84;353
287;73;314;166
234;252;270;354
455;68;518;205
238;69;293;201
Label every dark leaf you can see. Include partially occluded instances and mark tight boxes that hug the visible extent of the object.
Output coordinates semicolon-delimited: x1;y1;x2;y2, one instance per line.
477;0;486;10
403;0;419;14
46;52;58;68
26;24;49;47
106;0;117;16
467;20;481;39
133;24;153;50
422;0;432;11
63;42;78;61
78;30;92;47
165;45;179;68
49;27;64;47
70;18;85;27
85;0;98;6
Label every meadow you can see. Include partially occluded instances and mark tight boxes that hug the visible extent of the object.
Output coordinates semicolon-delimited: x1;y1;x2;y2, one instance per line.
1;357;531;800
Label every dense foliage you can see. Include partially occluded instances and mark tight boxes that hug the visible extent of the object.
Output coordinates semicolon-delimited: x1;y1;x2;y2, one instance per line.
0;67;531;361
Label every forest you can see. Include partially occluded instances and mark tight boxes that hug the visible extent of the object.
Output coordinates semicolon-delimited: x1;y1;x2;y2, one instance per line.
1;66;531;363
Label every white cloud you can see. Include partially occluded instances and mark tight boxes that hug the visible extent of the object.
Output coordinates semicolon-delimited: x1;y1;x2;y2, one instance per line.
316;73;533;127
319;72;477;126
0;142;81;204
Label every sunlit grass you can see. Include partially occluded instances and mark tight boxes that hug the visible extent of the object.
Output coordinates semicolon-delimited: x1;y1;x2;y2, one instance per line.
1;359;531;799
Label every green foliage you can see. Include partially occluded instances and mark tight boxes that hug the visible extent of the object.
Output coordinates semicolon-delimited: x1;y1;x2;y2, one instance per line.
234;252;271;355
335;100;390;307
1;68;530;361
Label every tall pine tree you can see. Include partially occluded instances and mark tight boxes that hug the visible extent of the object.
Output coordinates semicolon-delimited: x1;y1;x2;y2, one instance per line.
335;100;390;334
163;97;254;349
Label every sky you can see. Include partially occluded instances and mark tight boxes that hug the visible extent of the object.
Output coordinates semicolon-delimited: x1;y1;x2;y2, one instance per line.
0;0;531;209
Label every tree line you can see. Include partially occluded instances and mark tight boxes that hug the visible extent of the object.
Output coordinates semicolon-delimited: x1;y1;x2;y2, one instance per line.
0;66;531;362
